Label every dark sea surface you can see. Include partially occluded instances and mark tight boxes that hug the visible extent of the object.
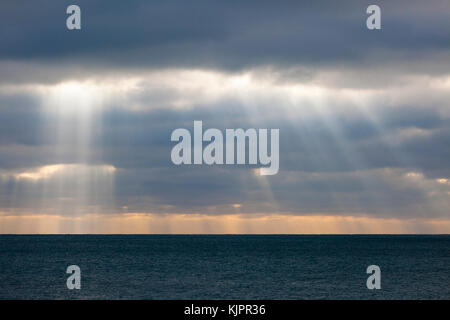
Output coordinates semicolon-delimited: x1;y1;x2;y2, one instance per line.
0;235;449;299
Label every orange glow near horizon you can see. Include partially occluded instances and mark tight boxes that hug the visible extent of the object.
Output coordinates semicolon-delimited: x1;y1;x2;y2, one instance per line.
1;213;449;234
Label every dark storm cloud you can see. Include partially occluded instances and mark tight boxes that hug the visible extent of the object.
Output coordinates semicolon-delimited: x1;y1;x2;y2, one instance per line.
0;0;450;81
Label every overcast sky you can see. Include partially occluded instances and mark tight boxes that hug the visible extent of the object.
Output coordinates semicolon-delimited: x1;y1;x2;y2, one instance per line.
1;1;449;233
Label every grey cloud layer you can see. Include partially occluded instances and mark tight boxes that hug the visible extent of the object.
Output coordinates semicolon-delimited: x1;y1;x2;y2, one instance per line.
1;0;450;81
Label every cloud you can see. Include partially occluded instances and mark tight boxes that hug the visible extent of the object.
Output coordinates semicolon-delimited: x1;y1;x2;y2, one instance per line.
8;163;115;181
0;163;116;215
1;0;450;85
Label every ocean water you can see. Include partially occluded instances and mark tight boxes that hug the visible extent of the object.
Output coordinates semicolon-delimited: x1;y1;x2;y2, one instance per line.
0;235;449;299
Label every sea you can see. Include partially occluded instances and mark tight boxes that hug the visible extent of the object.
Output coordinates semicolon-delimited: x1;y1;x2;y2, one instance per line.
0;235;449;299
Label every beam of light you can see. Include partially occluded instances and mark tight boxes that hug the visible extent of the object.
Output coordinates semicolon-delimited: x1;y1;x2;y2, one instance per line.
22;81;119;217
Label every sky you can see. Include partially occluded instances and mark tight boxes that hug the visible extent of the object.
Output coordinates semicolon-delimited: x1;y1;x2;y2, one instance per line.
0;0;450;233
